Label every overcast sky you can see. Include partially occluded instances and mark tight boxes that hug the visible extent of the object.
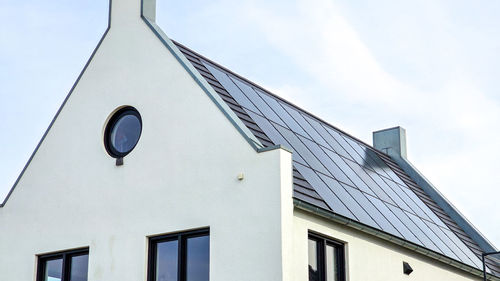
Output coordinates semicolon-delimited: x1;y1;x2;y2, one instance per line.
1;0;499;247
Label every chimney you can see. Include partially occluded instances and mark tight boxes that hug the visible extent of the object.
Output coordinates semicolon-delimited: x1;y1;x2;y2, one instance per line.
373;126;407;159
110;0;156;25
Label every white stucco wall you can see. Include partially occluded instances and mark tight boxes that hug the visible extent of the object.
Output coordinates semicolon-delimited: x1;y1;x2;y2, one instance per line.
0;0;293;280
292;208;482;281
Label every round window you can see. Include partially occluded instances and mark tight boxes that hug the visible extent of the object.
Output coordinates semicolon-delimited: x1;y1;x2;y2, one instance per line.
104;107;142;158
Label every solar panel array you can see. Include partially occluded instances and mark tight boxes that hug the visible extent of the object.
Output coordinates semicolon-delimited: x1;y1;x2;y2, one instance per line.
202;61;484;269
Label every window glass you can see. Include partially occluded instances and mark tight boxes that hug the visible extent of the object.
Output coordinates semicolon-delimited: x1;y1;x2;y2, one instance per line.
44;259;63;281
325;245;337;281
308;239;319;281
149;230;209;281
69;254;89;281
105;107;142;158
110;114;141;154
38;249;88;281
156;240;179;281
308;235;345;281
186;235;210;281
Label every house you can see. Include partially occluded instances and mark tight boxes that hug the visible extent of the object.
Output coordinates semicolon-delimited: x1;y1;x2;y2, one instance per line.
1;0;498;280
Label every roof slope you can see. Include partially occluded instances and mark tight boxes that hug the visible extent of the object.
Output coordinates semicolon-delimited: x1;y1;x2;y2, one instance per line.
173;41;499;275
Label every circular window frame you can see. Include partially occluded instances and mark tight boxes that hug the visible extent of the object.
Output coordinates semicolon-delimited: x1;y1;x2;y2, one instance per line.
104;106;142;158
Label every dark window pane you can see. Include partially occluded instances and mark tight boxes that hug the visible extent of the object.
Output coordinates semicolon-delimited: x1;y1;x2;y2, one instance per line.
325;244;338;281
69;254;89;281
308;239;320;281
44;259;63;281
186;235;210;281
156;240;179;281
111;114;141;153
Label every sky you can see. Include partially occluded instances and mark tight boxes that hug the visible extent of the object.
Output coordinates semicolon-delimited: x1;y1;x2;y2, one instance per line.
1;0;499;248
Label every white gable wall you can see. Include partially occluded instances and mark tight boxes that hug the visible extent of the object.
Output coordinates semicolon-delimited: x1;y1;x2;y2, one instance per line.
0;1;293;280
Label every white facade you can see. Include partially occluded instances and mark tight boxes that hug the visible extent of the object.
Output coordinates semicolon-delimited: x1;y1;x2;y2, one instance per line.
0;0;491;280
292;209;482;281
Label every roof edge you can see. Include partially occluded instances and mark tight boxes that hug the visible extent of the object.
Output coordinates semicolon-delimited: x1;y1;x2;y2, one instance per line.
0;1;113;208
294;199;500;280
390;155;498;253
140;3;264;152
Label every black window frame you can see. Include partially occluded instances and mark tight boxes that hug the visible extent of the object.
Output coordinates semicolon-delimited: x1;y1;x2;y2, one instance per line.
308;232;345;281
148;228;210;281
104;106;142;158
36;248;89;281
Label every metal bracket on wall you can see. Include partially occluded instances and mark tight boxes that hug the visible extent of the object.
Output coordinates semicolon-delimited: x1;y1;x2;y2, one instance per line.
116;157;123;166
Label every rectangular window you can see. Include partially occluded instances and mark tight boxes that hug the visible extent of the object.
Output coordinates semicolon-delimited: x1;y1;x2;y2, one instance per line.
37;248;89;281
308;233;345;281
148;229;210;281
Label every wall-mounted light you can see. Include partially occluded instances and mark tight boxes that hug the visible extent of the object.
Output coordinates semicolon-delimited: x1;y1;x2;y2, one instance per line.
237;173;244;181
403;261;413;275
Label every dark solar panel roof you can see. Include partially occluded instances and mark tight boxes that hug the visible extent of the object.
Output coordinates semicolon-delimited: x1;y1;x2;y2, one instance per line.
173;41;499;275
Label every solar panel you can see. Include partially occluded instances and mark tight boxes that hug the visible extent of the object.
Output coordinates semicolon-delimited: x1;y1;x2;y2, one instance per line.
298;136;354;186
300;114;353;160
340;182;402;236
342;159;396;205
386;205;442;254
203;63;260;113
322;148;376;197
230;78;287;127
295;163;356;220
319;174;380;230
246;111;307;165
406;213;459;260
398;185;448;228
256;90;309;137
366;196;422;245
273;125;331;176
201;59;487;269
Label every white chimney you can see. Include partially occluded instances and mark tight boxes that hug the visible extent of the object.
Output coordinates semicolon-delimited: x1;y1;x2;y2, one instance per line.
110;0;156;25
373;126;407;159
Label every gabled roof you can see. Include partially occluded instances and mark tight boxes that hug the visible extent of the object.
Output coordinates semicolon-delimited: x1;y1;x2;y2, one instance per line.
172;41;500;276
